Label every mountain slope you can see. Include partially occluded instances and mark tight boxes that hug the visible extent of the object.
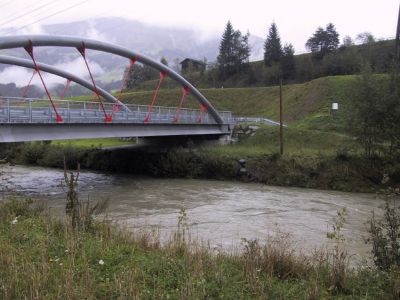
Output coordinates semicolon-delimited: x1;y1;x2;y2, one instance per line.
0;17;264;83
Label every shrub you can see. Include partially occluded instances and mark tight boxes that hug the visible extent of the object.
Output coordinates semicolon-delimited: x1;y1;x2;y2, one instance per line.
366;189;400;271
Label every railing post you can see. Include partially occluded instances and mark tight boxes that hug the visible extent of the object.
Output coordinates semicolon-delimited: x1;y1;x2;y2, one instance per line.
48;102;51;123
67;101;70;123
29;99;32;123
7;98;10;123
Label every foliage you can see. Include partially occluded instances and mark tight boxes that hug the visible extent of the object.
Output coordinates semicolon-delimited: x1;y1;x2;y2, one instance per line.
366;188;400;271
348;63;400;156
264;22;283;67
280;43;296;80
126;63;158;89
160;56;168;66
306;23;340;58
326;208;349;292
217;21;250;80
356;32;376;44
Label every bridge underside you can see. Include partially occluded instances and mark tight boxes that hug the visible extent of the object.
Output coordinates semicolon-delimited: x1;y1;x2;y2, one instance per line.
0;123;230;143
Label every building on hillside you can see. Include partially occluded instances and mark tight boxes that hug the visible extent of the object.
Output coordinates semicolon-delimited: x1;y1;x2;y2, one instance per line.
180;58;206;73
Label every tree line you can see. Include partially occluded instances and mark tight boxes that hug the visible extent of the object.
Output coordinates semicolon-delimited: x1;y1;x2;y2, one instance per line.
124;20;395;90
213;20;394;87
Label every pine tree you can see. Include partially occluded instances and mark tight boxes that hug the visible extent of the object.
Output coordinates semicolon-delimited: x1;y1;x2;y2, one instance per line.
280;43;295;79
264;22;283;66
306;23;339;57
217;21;236;79
217;21;250;80
325;23;340;52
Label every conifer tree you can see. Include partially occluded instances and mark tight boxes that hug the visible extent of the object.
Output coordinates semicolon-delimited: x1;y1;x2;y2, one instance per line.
217;21;250;80
264;22;283;66
280;43;295;79
306;23;339;57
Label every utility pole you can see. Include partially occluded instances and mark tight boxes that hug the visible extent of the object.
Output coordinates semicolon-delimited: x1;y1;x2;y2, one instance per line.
396;3;400;61
279;78;284;156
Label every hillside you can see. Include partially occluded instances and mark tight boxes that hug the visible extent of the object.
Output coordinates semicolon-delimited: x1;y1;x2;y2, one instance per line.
106;75;358;132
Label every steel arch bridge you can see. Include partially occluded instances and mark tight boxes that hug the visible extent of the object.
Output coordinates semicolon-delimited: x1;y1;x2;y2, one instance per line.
0;35;233;143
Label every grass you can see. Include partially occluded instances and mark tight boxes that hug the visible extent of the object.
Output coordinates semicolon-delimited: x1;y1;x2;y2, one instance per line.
51;138;135;149
205;125;360;157
67;74;391;135
0;198;397;299
69;75;358;123
117;75;360;128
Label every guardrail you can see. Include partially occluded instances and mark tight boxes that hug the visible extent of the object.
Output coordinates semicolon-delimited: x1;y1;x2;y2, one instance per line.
234;117;286;127
0;97;234;125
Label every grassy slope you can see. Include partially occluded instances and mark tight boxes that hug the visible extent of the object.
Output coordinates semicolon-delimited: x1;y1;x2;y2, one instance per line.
207;125;359;157
112;75;359;135
82;75;357;132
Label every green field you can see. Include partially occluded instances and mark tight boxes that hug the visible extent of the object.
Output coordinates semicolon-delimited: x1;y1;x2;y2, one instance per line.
206;125;359;157
51;138;135;148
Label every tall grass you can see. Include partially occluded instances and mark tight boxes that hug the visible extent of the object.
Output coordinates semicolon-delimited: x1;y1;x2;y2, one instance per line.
0;198;396;299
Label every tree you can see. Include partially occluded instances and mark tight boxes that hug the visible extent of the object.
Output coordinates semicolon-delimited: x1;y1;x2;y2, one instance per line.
126;63;158;89
342;36;354;47
217;21;250;80
356;32;375;44
280;43;295;80
160;56;168;66
264;22;283;66
306;23;339;58
348;63;386;156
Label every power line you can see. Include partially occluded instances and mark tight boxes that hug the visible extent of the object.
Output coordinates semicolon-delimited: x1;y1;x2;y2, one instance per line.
0;0;63;28
16;0;91;32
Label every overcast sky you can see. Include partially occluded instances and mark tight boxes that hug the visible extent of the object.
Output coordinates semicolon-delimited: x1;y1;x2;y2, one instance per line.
0;0;398;52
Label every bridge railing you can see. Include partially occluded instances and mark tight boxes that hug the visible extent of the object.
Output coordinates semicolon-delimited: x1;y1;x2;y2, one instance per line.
0;97;234;125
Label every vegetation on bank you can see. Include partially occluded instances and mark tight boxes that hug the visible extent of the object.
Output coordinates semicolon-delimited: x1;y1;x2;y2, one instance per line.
0;198;399;299
51;138;135;149
2;124;398;193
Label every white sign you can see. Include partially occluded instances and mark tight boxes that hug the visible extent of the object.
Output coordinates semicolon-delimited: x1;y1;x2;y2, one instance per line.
332;103;338;110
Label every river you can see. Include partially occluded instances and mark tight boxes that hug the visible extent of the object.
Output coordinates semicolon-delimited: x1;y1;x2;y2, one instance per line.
0;164;386;263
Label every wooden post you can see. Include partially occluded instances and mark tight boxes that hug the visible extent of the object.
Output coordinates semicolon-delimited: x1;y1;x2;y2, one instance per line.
279;78;284;156
397;3;400;61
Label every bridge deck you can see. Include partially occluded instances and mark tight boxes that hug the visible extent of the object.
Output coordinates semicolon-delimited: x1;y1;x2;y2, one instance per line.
0;97;233;143
0;97;233;125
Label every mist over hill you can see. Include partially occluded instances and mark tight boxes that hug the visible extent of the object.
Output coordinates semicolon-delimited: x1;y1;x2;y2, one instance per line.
0;17;264;90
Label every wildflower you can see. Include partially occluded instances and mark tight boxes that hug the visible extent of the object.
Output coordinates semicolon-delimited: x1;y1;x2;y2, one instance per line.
99;259;104;265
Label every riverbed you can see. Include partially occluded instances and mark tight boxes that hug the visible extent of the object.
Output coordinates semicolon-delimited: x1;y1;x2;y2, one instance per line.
0;164;386;263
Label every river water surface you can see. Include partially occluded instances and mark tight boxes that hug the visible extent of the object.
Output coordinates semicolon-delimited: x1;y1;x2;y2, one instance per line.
0;165;386;263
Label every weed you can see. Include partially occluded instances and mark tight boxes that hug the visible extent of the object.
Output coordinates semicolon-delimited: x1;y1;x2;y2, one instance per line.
327;207;349;292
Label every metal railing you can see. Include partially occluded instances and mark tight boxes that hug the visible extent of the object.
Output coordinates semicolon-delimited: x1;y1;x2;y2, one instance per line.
0;97;234;125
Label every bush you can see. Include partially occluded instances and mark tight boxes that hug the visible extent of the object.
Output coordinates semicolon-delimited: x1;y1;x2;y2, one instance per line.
366;190;400;271
19;142;46;164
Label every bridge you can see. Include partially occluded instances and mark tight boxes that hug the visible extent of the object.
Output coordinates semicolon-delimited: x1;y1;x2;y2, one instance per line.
0;35;233;143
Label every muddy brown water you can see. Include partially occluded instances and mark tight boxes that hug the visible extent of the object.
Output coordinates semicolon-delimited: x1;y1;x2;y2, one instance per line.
0;165;387;263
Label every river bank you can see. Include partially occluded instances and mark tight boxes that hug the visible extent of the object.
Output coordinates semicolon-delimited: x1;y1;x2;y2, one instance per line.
0;164;386;258
0;198;396;299
1;140;398;193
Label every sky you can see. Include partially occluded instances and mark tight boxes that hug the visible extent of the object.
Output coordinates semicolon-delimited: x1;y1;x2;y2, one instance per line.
0;0;398;52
